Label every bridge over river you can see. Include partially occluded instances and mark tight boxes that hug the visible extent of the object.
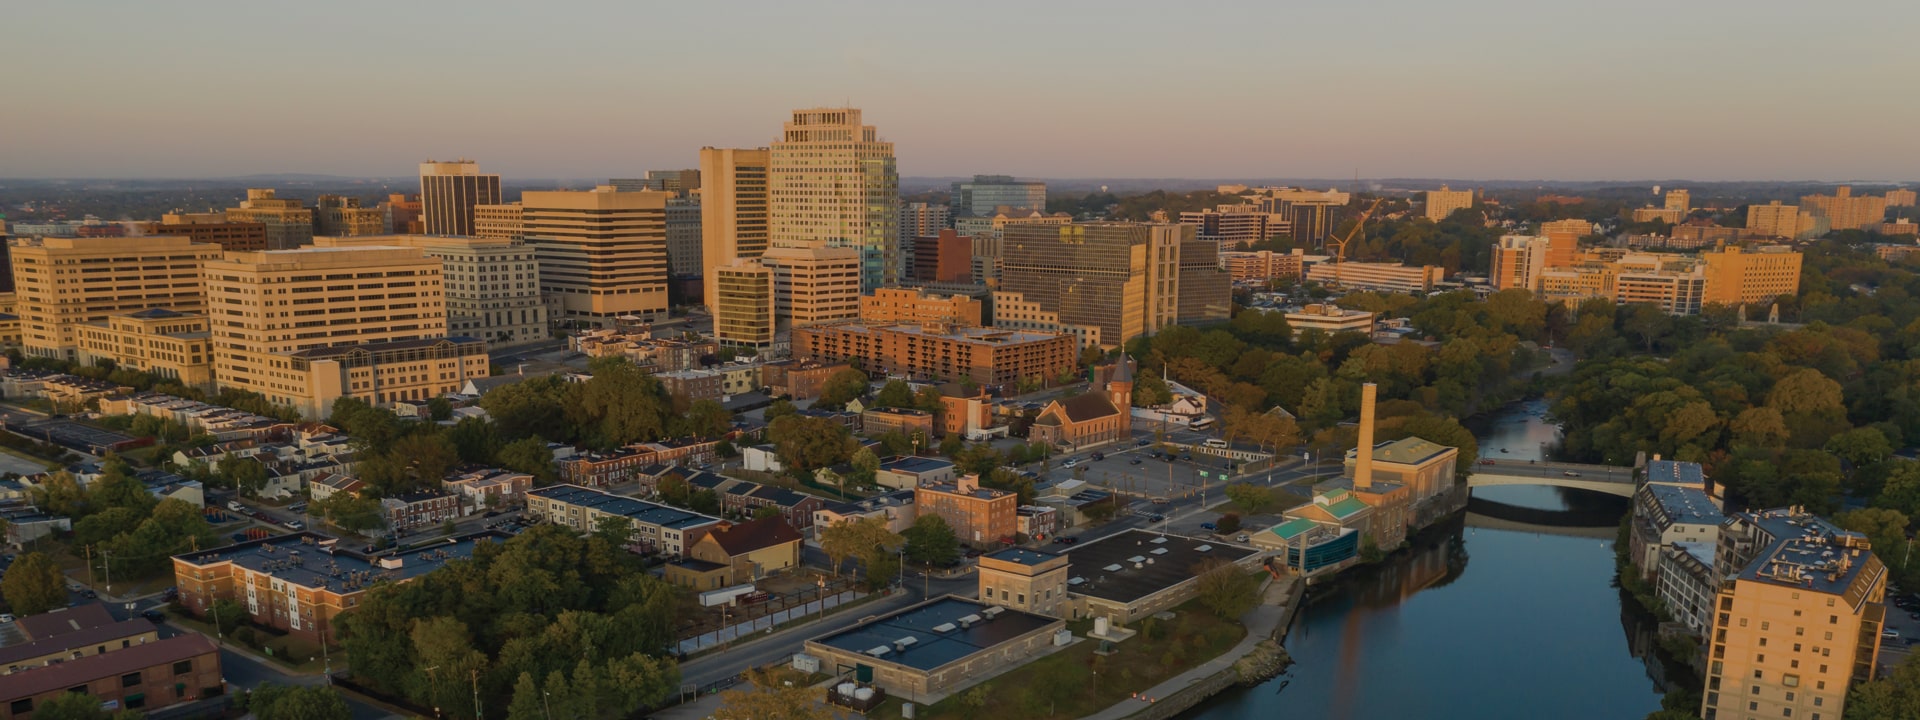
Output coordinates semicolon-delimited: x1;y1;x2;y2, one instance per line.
1465;458;1636;497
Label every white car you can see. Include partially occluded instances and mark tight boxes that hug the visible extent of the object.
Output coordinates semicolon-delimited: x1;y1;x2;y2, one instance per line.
1062;459;1079;468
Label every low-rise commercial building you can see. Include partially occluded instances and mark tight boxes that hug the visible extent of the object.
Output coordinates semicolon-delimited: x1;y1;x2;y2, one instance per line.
0;634;221;719
861;407;934;438
1221;249;1304;283
978;547;1070;617
1062;529;1261;624
1305;262;1445;294
813;489;918;534
916;474;1017;547
802;596;1065;699
874;456;955;491
524;484;723;556
858;287;982;327
1284;304;1376;337
73;309;214;390
685;515;803;584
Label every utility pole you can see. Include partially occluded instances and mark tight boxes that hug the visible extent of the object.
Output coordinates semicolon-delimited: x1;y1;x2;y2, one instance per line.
84;545;95;589
472;668;482;720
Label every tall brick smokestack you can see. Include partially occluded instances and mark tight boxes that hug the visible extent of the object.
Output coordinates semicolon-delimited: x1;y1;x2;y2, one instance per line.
1355;383;1377;491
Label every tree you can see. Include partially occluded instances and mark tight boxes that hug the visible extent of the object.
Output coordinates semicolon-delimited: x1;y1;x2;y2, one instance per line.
217;454;270;497
2;552;66;616
426;397;455;422
752;506;783;521
1225;484;1271;514
497;436;556;484
768;416;854;475
29;471;88;518
711;670;833;720
903;514;960;567
394;431;461;488
848;447;880;488
764;398;798;423
1216;513;1242;535
817;368;870;409
210;598;248;636
680;399;733;438
506;672;545;720
248;684;352;720
315;492;384;533
448;417;502;465
594;516;634;547
1846;651;1920;719
32;692;139;720
1827;427;1893;468
1192;559;1259;619
818;516;902;579
874;379;915;408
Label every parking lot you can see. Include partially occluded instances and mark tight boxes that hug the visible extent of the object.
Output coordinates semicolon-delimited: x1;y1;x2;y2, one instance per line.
1045;430;1273;502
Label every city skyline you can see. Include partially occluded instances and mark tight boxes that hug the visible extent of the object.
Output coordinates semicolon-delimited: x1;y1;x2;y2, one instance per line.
7;1;1917;181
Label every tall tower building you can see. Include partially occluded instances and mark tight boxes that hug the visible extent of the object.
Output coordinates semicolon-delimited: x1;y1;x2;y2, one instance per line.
950;175;1046;217
768;107;899;291
1001;222;1182;348
13;237;222;360
699;147;770;309
712;258;776;348
420;160;502;236
522;186;671;325
1424;186;1473;222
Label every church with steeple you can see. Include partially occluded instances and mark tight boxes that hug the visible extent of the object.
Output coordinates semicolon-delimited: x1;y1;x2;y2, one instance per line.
1030;355;1134;448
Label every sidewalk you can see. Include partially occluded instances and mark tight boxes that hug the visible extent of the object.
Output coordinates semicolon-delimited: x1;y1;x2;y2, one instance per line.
1078;580;1293;720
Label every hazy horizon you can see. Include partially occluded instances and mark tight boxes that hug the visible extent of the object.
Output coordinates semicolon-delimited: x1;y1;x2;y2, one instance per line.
7;0;1916;181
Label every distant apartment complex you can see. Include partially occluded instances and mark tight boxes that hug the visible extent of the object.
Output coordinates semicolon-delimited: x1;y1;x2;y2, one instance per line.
1800;186;1889;232
1491;236;1801;314
1221;249;1305;283
1424;186;1473;221
1746;201;1827;240
226;189;314;250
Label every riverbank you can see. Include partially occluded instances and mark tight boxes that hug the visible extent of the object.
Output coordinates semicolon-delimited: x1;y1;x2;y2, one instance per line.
1079;577;1303;720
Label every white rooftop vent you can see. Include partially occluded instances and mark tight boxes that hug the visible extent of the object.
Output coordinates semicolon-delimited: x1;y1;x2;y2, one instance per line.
932;623;956;633
1103;563;1124;572
1150;548;1169;555
867;646;891;657
958;614;982;626
1127;556;1147;563
894;636;919;649
1195;544;1214;552
1151;537;1168;544
981;606;1005;618
1068;577;1087;585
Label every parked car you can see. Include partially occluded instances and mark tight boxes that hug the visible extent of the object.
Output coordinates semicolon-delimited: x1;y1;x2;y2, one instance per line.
1885;629;1902;640
1201;522;1217;531
1062;458;1080;468
287;502;307;513
1151;497;1170;505
1059;536;1080;545
484;510;502;518
1148;514;1166;523
226;501;246;512
141;609;166;623
1129;458;1143;465
0;614;15;623
1478;459;1496;465
1090;452;1105;461
1235;534;1250;543
282;520;305;530
1136;439;1151;447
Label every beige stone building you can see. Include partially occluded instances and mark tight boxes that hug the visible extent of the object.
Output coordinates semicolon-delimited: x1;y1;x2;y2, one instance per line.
521;186;672;325
74;309;214;390
1747;201;1828;240
769;107;898;291
712;259;776;348
1424;185;1473;221
762;246;861;326
698;147;771;310
226;189;314;250
13;236;223;360
989;291;1102;350
474;203;525;241
315;235;548;348
977;547;1071;617
314;195;385;237
1701;245;1803;306
1304;261;1445;294
204;246;463;417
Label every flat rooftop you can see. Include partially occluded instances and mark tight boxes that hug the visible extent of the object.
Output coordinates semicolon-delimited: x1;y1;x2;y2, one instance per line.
1736;508;1876;596
879;456;953;474
173;530;511;593
983;547;1062;567
809;596;1057;673
1063;529;1258;605
528;484;722;530
1644;483;1723;526
1646;459;1707;488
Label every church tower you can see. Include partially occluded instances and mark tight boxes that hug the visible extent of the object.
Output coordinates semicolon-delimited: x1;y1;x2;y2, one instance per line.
1107;354;1135;436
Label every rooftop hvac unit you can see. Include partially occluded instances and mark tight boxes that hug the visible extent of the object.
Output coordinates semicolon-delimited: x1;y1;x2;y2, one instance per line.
1103;564;1123;572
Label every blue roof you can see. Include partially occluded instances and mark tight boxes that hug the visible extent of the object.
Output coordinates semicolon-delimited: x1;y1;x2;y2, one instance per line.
809;597;1057;672
984;547;1061;567
1644;483;1723;526
1646;460;1706;488
528;485;722;530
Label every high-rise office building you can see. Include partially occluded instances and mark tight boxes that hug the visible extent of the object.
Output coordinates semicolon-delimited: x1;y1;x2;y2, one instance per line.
1250;188;1350;244
1001;223;1183;348
226;189;314;250
205;246;479;418
1425;186;1473;222
420;160;502;236
521;186;671;325
1701;508;1886;720
762;246;862;327
13;236;222;360
1801;186;1889;232
380;193;423;234
665;199;703;278
314;195;385;237
899;202;951;278
712;259;775;348
950;175;1046;217
768;107;899;291
1490;235;1551;292
315;235;548;348
1176;237;1232;324
1179;205;1288;250
699;147;770;310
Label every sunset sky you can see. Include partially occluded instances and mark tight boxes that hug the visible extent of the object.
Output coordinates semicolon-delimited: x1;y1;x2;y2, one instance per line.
6;0;1915;181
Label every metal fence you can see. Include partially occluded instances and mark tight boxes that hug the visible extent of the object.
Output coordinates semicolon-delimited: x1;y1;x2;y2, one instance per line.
675;589;863;655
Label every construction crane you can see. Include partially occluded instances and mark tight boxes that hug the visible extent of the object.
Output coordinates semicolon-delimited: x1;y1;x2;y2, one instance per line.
1324;197;1385;287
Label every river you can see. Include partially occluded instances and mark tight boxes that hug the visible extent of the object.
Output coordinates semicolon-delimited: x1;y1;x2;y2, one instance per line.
1182;399;1677;720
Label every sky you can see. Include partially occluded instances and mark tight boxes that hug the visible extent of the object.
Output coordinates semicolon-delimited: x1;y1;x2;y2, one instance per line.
5;0;1917;181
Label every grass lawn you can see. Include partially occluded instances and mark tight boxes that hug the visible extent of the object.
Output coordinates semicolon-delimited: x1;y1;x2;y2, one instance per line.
869;599;1245;720
1210;483;1310;517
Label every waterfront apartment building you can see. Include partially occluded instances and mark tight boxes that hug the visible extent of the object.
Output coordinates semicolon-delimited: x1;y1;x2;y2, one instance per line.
1001;222;1183;348
420;160;501;236
698;147;770;310
793;321;1077;386
315;235;548;348
712;259;776;348
1222;249;1305;283
1800;186;1889;232
13;236;223;361
915;474;1017;546
1425;186;1473;221
314;195;385;237
951;175;1046;217
146;212;268;252
762;246;861;326
521;186;671;325
768;107;899;291
859;287;983;327
204;246;477;417
225;189;313;250
74;309;214;390
1305;261;1445;294
1701;508;1887;720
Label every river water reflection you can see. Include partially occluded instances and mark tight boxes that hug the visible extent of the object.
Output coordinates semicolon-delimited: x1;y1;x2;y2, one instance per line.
1182;400;1673;720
